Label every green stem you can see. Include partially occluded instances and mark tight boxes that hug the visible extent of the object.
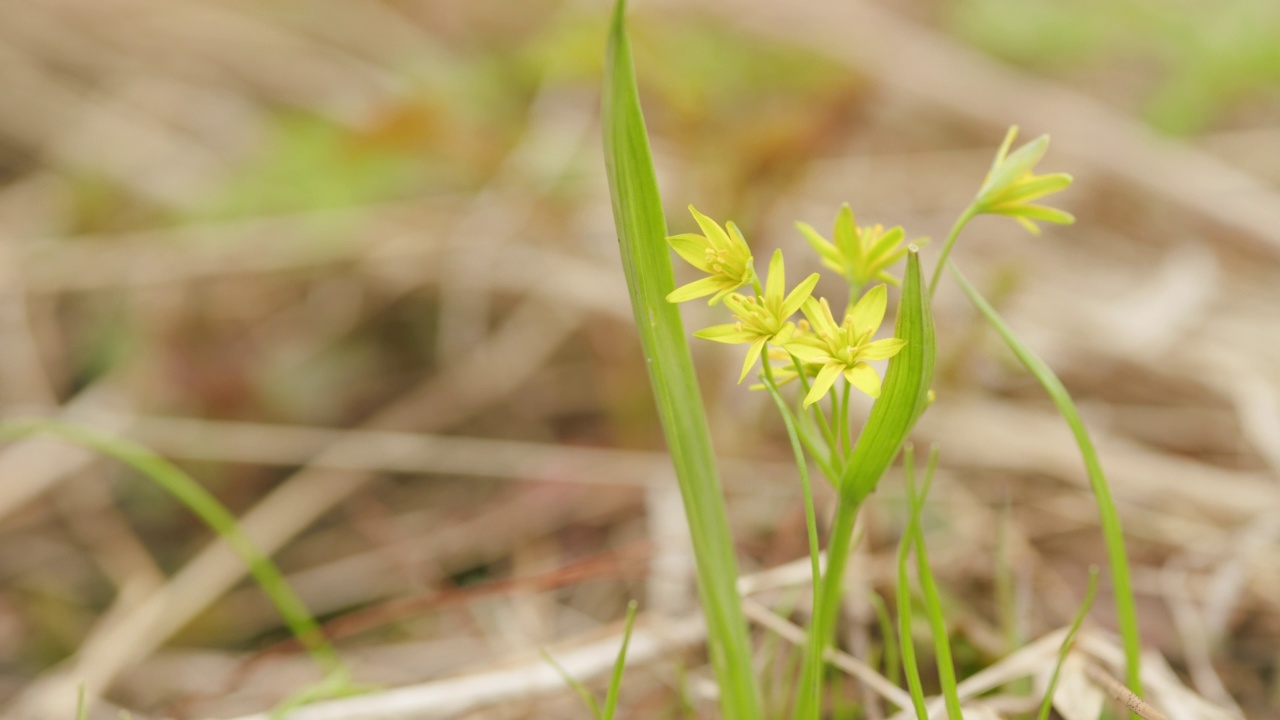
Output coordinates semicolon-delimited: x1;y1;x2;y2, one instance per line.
793;495;862;720
927;205;977;300
839;380;853;458
846;279;864;318
829;386;844;462
789;351;839;467
760;356;822;605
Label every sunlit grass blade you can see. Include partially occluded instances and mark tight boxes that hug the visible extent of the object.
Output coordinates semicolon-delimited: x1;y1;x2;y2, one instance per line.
841;248;936;502
1038;567;1100;720
949;263;1142;701
601;2;761;717
906;446;964;720
0;419;341;673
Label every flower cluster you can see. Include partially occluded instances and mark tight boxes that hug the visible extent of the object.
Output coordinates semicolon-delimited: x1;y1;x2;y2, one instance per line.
796;204;918;289
666;127;1072;407
666;206;902;405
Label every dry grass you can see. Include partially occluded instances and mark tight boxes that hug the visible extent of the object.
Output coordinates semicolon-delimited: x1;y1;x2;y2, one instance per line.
0;1;1275;718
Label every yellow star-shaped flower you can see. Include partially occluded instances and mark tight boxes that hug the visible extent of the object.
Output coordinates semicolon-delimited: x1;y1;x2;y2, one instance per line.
974;126;1075;235
784;285;906;406
666;206;755;305
694;250;819;382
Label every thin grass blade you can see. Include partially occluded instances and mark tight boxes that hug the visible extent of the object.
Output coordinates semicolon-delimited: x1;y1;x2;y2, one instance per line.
542;650;603;719
601;2;761;717
602;600;640;720
908;446;965;720
1037;567;1100;720
897;446;930;720
950;263;1142;702
0;420;341;673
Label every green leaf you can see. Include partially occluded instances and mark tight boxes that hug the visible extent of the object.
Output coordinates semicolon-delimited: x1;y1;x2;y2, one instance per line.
602;600;640;720
601;2;762;718
543;650;603;719
0;420;342;676
840;248;936;501
1037;567;1100;720
950;263;1142;702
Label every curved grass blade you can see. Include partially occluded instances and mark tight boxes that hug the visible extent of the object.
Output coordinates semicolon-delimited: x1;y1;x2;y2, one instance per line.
0;419;341;673
1037;567;1100;720
950;263;1142;702
601;2;761;717
841;248;936;502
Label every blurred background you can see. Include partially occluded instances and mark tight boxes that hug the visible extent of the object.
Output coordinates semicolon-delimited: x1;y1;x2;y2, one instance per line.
0;0;1278;718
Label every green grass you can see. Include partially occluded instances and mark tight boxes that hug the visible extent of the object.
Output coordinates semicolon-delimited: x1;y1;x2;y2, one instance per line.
949;264;1142;702
0;419;340;675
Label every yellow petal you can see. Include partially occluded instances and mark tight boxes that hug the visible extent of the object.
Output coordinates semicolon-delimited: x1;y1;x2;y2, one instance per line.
844;363;882;399
738;337;768;383
666;276;731;304
848;284;887;333
668;233;712;272
781;273;821;319
765;249;786;307
859;337;907;360
804;363;844;407
695;324;757;344
688;205;732;251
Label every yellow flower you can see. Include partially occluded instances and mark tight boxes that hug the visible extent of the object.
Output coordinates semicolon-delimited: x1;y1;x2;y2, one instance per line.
796;204;918;288
694;250;819;382
784;285;906;406
973;126;1074;235
666;206;755;305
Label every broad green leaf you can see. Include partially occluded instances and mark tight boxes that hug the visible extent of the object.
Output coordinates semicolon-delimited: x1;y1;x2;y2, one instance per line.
840;248;936;501
601;2;762;717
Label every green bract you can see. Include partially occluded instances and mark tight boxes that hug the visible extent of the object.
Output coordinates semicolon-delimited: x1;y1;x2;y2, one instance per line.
785;285;907;405
695;250;820;383
666;205;756;304
973;126;1075;234
796;204;917;288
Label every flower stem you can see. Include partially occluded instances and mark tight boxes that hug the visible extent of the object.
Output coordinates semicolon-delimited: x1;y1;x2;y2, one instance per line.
760;356;822;604
793;494;862;720
840;380;853;458
789;352;840;466
927;205;977;300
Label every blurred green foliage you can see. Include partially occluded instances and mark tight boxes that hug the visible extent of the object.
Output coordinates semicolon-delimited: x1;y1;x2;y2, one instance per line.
949;0;1280;135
